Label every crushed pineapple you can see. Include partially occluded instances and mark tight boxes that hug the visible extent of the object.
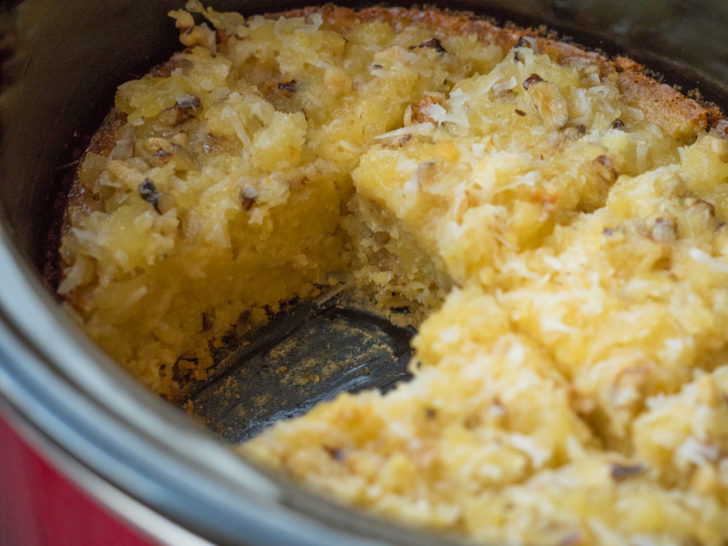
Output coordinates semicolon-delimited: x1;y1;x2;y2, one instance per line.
57;3;728;544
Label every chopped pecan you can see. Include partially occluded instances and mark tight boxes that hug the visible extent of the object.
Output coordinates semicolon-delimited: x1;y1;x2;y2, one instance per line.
158;95;202;126
592;154;618;184
651;217;677;243
138;178;160;212
241;185;258;211
523;73;544;90
277;80;297;93
323;446;344;461
405;92;446;125
611;366;647;409
411;37;446;53
610;463;646;482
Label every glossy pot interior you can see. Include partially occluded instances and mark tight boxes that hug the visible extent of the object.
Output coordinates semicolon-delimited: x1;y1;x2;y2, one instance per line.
0;1;726;544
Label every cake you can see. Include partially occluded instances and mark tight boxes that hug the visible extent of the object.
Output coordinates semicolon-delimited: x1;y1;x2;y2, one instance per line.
54;1;728;543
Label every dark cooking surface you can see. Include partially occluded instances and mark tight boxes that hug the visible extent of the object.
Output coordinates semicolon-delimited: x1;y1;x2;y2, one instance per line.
188;291;415;442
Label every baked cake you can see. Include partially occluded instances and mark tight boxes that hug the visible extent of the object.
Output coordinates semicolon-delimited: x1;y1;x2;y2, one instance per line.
55;1;728;543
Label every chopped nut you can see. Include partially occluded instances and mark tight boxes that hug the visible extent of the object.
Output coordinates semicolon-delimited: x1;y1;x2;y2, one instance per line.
562;125;586;142
651;217;677;243
523;73;544;90
323;446;344;461
151;148;172;165
277;80;297;93
611;366;647;409
683;197;716;216
143;137;170;156
406;92;446;125
258;79;299;112
139;178;160;212
158;95;202;126
241;185;258;210
592;154;618;184
514;36;538;54
215;28;230;45
610;463;646;482
513;37;536;62
411;37;446;53
144;137;195;171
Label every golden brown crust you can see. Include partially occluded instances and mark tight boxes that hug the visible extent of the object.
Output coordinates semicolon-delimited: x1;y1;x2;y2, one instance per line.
56;50;191;262
615;69;710;140
43;108;128;291
62;108;126;235
53;53;186;282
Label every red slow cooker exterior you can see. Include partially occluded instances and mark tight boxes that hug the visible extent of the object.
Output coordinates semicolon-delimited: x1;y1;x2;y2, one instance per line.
1;416;151;546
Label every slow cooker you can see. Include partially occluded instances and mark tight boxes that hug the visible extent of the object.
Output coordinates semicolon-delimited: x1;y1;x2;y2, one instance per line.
1;1;726;544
